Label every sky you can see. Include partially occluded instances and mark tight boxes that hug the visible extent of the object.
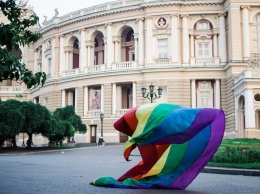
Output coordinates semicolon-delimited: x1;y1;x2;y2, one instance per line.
27;0;115;24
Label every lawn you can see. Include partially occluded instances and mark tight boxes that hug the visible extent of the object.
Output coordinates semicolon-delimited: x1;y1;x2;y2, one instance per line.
208;138;260;169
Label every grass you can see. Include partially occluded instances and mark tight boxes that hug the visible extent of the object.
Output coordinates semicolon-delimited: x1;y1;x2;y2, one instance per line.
209;138;260;169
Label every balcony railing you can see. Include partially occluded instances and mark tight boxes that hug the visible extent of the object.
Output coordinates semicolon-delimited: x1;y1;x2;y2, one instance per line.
234;69;260;84
84;64;106;73
116;109;129;116
112;61;137;70
87;110;101;117
190;58;220;66
0;86;22;92
155;58;170;65
62;68;80;77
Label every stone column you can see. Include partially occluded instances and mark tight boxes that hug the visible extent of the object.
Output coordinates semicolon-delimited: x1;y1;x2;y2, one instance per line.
41;41;47;73
137;18;144;65
75;88;78;114
146;16;153;64
106;23;114;68
51;36;56;77
101;84;104;113
112;83;117;115
181;14;189;64
245;89;255;129
190;33;194;58
218;13;227;63
241;6;250;59
214;79;220;108
34;50;38;72
59;35;64;76
65;51;69;71
84;86;88;117
132;82;136;107
103;38;107;64
171;14;179;63
134;34;138;61
191;79;196;108
62;90;66;107
80;29;86;71
213;33;218;57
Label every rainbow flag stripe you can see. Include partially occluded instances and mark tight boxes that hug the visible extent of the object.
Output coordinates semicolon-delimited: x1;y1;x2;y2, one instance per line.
91;103;225;189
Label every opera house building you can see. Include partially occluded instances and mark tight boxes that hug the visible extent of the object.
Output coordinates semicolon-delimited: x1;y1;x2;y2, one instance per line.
1;0;260;146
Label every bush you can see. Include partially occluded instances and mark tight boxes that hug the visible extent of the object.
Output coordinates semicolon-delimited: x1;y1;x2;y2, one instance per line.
211;146;260;164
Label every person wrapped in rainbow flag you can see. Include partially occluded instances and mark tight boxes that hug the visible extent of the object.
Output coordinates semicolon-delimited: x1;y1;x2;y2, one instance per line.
91;103;225;189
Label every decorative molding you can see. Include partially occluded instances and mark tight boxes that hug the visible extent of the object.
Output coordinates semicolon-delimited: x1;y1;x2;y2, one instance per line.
155;16;169;29
218;12;226;17
241;5;250;10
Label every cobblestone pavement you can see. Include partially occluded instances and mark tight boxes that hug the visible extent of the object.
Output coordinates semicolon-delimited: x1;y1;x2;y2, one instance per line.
0;145;259;194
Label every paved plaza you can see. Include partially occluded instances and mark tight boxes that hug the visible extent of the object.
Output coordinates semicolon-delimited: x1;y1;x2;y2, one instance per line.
0;145;260;194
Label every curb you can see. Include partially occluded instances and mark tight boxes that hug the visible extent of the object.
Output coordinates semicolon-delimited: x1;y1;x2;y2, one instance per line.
203;166;260;176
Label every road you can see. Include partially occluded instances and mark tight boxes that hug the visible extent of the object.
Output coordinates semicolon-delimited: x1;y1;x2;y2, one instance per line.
0;145;259;194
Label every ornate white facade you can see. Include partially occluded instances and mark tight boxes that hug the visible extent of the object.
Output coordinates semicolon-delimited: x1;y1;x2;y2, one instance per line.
1;0;260;145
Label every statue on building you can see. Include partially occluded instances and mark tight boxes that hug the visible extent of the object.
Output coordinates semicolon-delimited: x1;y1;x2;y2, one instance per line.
54;8;59;18
43;15;48;23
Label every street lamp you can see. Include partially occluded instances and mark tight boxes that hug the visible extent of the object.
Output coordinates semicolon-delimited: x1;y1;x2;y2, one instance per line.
98;112;105;145
141;84;163;103
22;133;25;146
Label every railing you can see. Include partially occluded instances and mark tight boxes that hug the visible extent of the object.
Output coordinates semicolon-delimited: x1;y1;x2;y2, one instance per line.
234;69;260;84
191;58;220;66
87;110;101;117
116;109;129;116
0;86;22;92
112;61;137;69
84;64;106;73
62;68;80;77
155;58;170;65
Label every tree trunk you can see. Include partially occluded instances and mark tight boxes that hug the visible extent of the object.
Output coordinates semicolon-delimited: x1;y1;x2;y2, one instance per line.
11;135;17;147
26;133;32;149
0;136;5;149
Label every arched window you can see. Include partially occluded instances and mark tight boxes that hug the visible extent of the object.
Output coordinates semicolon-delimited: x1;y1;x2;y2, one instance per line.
194;20;213;59
73;38;79;69
253;13;260;53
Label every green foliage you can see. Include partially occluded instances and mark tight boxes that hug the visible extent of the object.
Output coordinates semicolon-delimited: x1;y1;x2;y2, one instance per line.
0;101;24;146
209;138;260;169
211;147;260;164
0;0;46;88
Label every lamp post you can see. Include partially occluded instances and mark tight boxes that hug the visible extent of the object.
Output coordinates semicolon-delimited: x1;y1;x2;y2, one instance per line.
22;133;25;146
99;112;105;145
141;84;163;103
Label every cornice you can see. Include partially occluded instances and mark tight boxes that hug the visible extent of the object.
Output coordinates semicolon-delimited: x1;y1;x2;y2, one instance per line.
39;1;224;34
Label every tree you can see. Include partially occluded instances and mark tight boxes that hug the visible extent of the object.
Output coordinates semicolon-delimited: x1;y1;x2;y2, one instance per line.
0;100;24;148
53;106;87;143
0;0;46;88
20;101;51;148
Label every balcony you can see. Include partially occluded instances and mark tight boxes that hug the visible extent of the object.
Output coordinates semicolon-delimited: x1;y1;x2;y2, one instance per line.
112;61;137;70
0;86;23;93
87;110;101;118
84;64;106;73
115;109;129;116
190;58;220;66
234;69;260;84
62;68;80;77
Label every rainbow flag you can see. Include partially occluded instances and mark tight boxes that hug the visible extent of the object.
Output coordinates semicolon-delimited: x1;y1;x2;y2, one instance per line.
91;103;225;189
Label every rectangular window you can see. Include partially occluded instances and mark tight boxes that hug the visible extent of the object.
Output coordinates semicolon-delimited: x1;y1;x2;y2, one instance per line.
197;42;211;58
158;39;168;58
